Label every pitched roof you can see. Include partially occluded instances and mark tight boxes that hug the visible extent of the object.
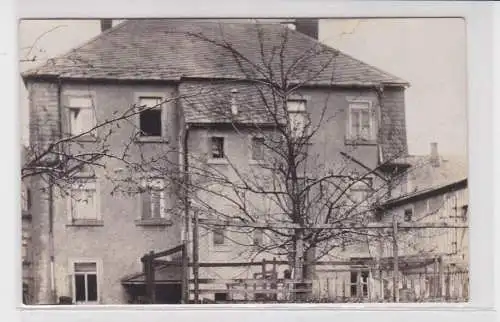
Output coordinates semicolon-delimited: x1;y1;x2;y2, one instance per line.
385;154;468;205
179;82;286;125
22;19;408;86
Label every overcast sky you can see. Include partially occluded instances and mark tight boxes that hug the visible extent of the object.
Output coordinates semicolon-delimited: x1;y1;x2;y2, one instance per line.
19;18;467;157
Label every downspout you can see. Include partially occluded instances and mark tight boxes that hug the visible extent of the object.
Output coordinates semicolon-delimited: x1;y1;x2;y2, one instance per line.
49;78;63;303
182;124;191;304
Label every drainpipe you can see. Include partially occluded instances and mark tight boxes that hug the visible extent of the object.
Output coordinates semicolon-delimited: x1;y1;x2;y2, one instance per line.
182;124;191;303
48;79;63;303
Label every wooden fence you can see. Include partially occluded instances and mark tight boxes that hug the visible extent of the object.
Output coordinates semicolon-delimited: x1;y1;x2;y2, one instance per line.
188;259;469;303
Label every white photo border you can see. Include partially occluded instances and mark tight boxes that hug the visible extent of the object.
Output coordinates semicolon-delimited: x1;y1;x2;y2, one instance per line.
3;1;498;322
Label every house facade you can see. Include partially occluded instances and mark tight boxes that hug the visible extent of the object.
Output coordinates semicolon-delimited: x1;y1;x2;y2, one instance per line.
23;19;409;304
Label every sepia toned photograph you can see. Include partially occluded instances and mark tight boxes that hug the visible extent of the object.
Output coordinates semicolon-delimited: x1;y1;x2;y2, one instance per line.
19;17;468;305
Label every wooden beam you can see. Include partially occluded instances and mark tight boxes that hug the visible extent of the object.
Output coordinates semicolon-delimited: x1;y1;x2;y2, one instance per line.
198;219;468;230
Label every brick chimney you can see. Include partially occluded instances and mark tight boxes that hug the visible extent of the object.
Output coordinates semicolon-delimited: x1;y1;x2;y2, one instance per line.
100;19;113;32
430;142;440;167
293;19;319;40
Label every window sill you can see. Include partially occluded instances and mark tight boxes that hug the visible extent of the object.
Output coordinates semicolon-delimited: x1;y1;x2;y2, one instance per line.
72;135;98;143
135;218;172;226
212;246;232;252
249;159;266;166
207;158;229;165
134;136;168;143
67;219;104;227
345;138;377;146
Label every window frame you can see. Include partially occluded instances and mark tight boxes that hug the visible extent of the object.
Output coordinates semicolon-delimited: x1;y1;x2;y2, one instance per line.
136;176;172;226
346;177;374;205
66;178;102;226
134;92;167;142
350;269;370;298
69;258;102;304
250;136;266;162
286;99;308;139
403;204;415;222
207;134;229;165
346;98;376;144
63;90;98;140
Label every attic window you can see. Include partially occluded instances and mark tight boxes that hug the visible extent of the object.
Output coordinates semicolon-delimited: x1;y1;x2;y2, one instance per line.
138;97;163;137
211;137;225;159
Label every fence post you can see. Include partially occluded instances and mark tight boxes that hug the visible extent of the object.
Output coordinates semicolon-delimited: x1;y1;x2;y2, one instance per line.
392;218;399;303
193;210;200;304
438;256;445;299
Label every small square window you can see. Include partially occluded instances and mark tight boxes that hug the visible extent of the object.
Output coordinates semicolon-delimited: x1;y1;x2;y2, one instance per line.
251;137;265;160
138;97;163;137
211;137;225;159
253;229;264;246
404;207;413;222
213;227;225;245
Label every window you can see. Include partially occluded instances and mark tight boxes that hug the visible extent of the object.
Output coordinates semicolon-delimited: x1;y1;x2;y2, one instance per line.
253;229;264;246
251;137;265;161
348;101;373;141
67;96;97;136
350;270;369;297
461;205;468;223
141;178;166;220
73;262;98;303
214;292;228;302
404;206;414;222
211;137;225;159
287;100;307;139
69;180;99;221
138;97;163;137
213;227;225;245
347;178;373;204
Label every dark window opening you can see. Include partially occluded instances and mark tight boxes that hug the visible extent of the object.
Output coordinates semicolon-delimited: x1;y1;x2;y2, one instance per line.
211;137;225;159
75;274;86;302
404;207;413;222
214;292;228;302
461;205;468;223
139;109;162;137
87;274;98;301
350;270;369;297
213;227;225;245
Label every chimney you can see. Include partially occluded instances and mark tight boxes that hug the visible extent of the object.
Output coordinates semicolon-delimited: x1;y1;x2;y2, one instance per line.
230;89;239;116
293;19;319;40
100;19;113;32
430;142;440;167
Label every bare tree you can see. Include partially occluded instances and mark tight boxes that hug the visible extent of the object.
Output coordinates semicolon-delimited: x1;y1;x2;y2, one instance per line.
151;22;414;282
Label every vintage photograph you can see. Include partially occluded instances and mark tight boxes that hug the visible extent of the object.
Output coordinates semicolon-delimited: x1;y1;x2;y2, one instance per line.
19;18;468;305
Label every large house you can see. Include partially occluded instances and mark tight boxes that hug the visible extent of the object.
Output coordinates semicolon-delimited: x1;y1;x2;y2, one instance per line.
22;19;411;304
